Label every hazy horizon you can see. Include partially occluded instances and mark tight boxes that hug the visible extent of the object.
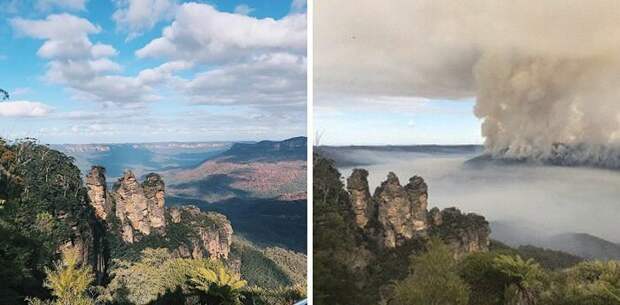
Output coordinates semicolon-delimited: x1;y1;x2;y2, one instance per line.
333;148;620;244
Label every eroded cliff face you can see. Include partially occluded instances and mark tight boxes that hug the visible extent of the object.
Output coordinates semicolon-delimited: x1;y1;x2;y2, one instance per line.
345;169;489;255
85;166;233;259
169;206;233;259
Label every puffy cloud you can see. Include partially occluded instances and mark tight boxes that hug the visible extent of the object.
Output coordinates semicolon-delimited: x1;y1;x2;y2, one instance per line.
10;14;157;106
137;60;192;85
0;101;53;117
234;4;254;16
10;14;99;41
182;53;306;107
136;2;306;63
112;0;177;40
35;0;87;11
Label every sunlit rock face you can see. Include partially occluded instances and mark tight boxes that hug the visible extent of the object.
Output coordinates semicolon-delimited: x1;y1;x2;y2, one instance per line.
85;166;112;221
113;170;152;241
85;167;233;258
345;170;489;255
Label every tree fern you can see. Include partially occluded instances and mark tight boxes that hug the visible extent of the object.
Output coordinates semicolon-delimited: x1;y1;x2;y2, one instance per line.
27;249;95;305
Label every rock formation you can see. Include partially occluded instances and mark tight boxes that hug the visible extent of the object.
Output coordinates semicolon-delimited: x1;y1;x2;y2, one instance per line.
345;169;489;255
142;173;166;231
85;166;233;259
85;166;112;220
428;207;491;258
113;170;155;241
169;206;233;259
347;169;374;228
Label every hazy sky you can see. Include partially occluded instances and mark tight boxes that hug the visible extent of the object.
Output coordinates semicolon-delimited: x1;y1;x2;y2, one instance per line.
314;0;620;148
315;97;483;146
0;0;306;144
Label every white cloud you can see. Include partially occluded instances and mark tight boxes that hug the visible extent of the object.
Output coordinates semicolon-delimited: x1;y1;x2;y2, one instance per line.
136;2;306;63
0;101;53;117
91;44;118;58
112;0;177;40
181;53;306;107
234;4;254;16
10;14;99;40
137;60;192;85
10;14;157;106
35;0;87;11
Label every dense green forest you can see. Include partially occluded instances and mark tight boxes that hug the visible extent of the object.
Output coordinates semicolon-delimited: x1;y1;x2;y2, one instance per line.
313;154;620;305
0;138;305;305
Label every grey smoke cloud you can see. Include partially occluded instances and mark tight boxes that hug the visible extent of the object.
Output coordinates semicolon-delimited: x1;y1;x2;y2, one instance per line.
316;0;620;156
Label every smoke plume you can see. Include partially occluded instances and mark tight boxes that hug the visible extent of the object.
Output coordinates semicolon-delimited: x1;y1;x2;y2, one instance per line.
316;0;620;163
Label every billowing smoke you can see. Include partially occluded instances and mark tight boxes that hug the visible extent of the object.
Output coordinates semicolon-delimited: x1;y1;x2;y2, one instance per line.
474;52;620;165
316;0;620;165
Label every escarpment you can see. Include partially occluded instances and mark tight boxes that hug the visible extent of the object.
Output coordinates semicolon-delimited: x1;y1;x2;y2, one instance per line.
85;166;233;259
345;169;490;256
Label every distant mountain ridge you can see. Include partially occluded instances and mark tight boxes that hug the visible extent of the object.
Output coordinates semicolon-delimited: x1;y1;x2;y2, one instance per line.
221;136;307;162
54;141;233;178
163;137;307;202
491;221;620;260
317;144;483;167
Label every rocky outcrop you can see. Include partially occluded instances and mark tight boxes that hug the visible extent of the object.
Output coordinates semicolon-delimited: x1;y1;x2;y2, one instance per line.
142;173;166;231
347;169;374;228
374;172;421;248
109;171;168;242
428;207;490;258
85;166;112;221
345;169;489;255
113;171;153;242
85;166;233;258
169;206;233;259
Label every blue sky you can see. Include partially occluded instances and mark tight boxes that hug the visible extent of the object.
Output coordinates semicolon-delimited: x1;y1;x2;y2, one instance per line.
314;96;483;146
0;0;306;144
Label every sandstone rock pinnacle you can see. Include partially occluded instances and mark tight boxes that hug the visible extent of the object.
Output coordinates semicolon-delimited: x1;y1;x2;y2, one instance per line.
85;166;112;221
347;169;374;228
113;170;152;241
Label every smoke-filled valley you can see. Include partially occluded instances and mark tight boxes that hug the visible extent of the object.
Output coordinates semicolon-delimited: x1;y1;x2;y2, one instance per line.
319;146;620;259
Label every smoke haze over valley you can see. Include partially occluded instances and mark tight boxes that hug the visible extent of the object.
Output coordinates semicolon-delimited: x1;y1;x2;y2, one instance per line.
319;146;620;257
